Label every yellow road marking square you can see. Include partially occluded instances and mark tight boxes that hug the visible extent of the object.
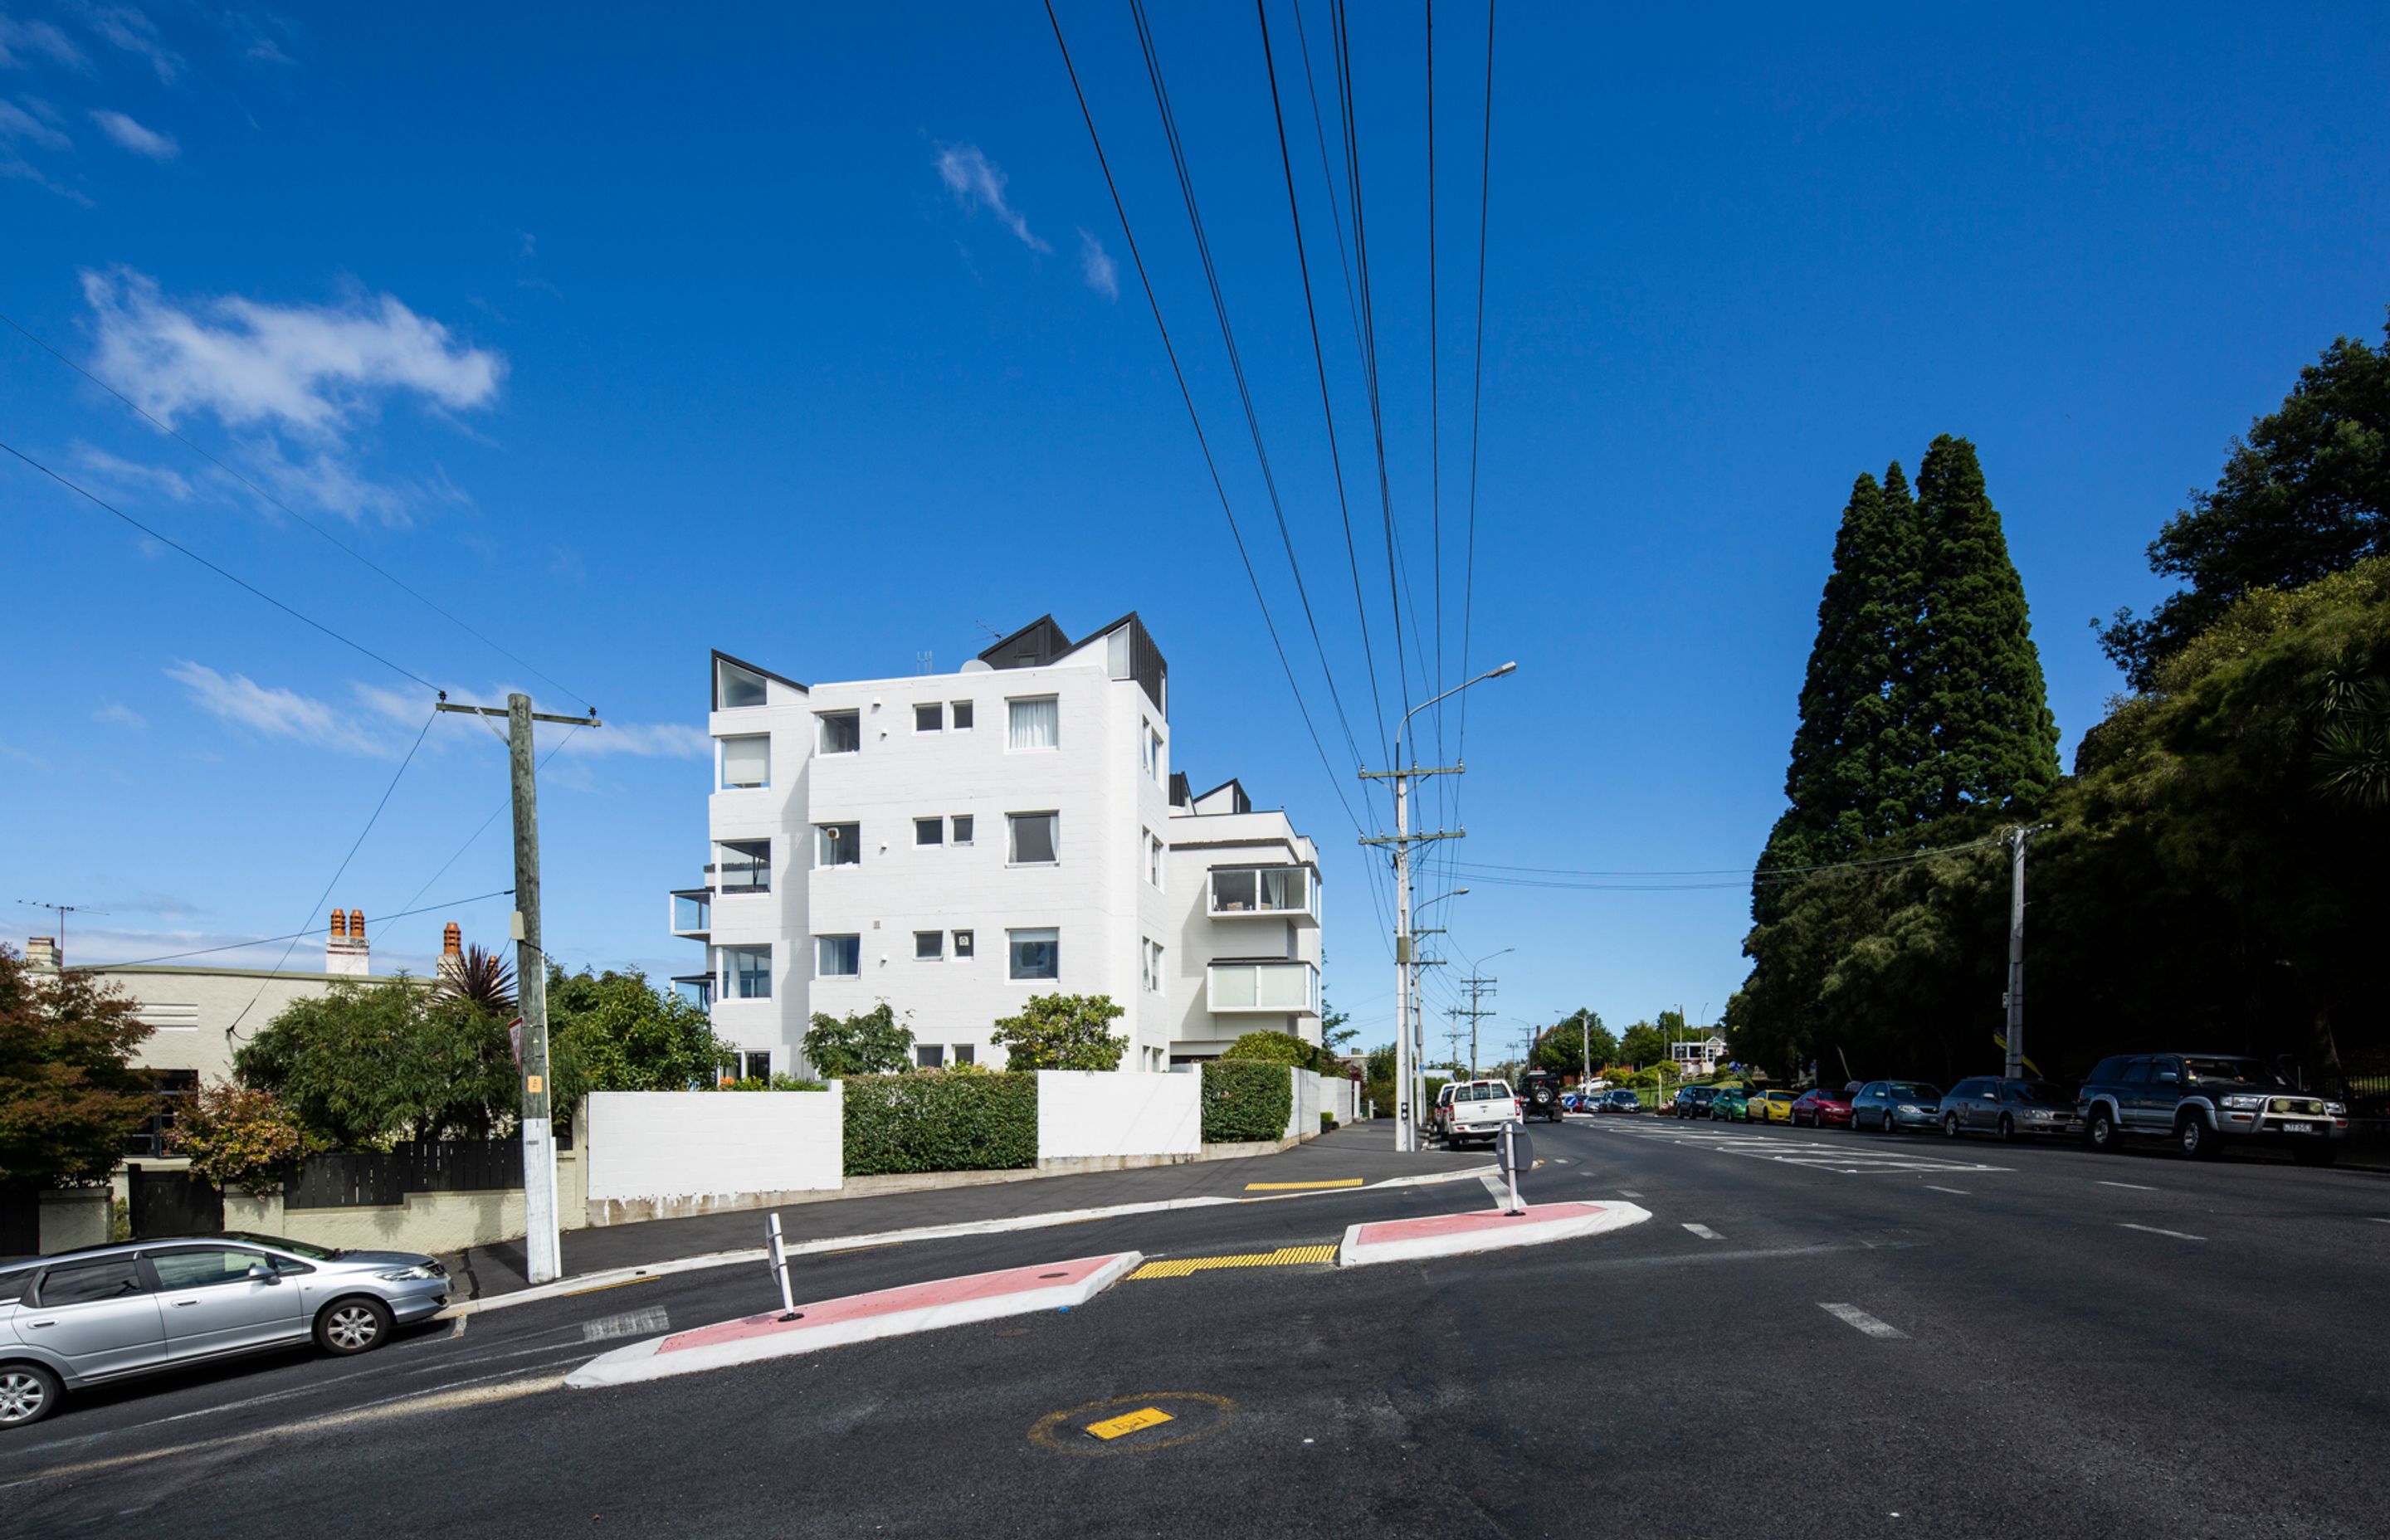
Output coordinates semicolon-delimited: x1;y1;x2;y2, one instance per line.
1086;1406;1176;1440
1243;1178;1364;1191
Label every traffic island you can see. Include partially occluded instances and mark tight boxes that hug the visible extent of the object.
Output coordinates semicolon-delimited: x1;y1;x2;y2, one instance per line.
1335;1201;1651;1268
564;1250;1143;1389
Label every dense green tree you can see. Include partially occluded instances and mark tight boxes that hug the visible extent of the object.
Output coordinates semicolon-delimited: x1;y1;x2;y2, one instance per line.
1529;1008;1617;1077
2100;317;2390;690
801;1004;915;1078
1617;1021;1664;1069
0;947;155;1186
1223;1030;1335;1073
548;966;730;1092
237;978;535;1147
989;994;1126;1070
1911;435;2063;816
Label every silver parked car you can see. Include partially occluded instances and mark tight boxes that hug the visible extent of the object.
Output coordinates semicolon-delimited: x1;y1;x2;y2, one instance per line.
0;1231;449;1429
1850;1080;1946;1134
1937;1077;2081;1140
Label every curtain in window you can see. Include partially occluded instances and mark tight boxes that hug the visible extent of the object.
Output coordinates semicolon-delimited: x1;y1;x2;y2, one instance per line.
1009;928;1059;980
1256;964;1310;1010
1212;965;1257;1008
1261;869;1302;911
1010;813;1057;864
1008;697;1059;749
721;736;769;788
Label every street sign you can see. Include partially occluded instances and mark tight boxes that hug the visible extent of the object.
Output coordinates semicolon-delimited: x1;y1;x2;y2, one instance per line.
507;1016;524;1067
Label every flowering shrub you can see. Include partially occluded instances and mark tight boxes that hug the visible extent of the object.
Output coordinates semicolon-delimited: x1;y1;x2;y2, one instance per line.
168;1082;312;1192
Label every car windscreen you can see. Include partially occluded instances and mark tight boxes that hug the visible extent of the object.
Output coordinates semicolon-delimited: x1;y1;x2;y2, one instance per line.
2181;1058;2282;1088
1887;1083;1942;1100
1460;1083;1510;1101
216;1231;345;1261
2012;1080;2070;1104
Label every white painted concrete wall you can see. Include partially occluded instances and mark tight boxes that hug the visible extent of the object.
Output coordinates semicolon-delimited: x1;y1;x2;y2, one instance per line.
1285;1067;1321;1140
1035;1070;1200;1161
586;1088;842;1210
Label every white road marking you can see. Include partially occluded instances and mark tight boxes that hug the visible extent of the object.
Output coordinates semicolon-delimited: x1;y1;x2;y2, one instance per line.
1617;1189;1644;1199
2371;1218;2390;1226
2098;1181;2157;1192
1682;1223;1723;1241
1819;1303;1907;1339
2120;1223;2205;1242
1923;1186;1968;1196
1479;1173;1512;1207
581;1305;671;1343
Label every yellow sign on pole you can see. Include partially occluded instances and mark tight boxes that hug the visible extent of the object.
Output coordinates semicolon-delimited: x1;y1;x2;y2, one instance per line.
1085;1406;1175;1441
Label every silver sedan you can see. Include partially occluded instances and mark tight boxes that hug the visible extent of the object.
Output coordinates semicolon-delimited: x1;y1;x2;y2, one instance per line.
0;1231;449;1429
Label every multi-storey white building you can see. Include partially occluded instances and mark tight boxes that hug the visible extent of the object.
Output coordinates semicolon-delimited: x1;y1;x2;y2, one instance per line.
670;614;1324;1076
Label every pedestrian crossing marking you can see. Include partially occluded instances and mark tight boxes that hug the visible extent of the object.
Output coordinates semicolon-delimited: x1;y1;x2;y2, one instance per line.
1244;1178;1365;1191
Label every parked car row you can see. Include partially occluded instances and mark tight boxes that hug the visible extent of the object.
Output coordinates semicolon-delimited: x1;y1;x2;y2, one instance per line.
1656;1053;2349;1166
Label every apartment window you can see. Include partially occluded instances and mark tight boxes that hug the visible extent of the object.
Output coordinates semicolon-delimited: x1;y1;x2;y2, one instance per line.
715;839;769;894
916;1045;946;1070
1209;961;1318;1012
717;658;769;709
1008;811;1058;865
951;814;975;846
1141;938;1164;993
816;823;861;867
915;703;943;733
952;700;974;731
723;945;772;1000
1147;831;1163;888
740;1050;773;1082
816;934;861;977
915;816;944;847
719;735;769;790
671;975;713;1011
1008;927;1059;981
953;1043;976;1066
818;711;861;754
915;930;944;961
1148;724;1164;782
1007;696;1059;751
954;929;975;959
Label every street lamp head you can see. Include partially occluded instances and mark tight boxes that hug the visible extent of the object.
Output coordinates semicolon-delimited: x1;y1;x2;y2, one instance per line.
1489;660;1518;678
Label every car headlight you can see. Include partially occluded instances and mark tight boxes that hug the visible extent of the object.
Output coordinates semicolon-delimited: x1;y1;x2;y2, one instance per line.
2324;1101;2347;1117
1895;1104;1921;1114
2219;1094;2266;1110
378;1265;438;1282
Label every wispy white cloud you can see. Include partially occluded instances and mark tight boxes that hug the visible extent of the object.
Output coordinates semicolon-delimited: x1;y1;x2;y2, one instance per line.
935;143;1049;253
88;105;173;158
166;660;395;758
82;267;505;438
93;701;147;729
1077;227;1119;300
0;14;86;71
71;441;198;501
80;4;182;83
0;93;70;149
351;677;705;761
0;738;50;770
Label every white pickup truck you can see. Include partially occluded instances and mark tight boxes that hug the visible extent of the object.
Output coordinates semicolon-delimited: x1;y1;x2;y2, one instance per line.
1435;1079;1520;1149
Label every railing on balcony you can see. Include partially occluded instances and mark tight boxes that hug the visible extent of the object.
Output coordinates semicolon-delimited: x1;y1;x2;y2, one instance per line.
1207;959;1321;1016
709;841;770;894
1208;865;1319;921
670;889;711;937
671;974;715;1011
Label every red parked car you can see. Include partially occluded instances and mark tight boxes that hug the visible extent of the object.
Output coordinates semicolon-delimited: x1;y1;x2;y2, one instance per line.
1791;1084;1856;1128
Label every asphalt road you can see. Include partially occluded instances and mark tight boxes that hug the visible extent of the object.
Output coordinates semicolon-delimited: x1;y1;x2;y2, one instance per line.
6;1116;2387;1538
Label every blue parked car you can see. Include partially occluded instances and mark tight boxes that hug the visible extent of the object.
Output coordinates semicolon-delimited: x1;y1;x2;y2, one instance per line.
1850;1080;1946;1134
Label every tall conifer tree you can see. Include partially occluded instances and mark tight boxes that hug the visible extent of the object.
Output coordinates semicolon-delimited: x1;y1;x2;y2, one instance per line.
1910;435;2061;813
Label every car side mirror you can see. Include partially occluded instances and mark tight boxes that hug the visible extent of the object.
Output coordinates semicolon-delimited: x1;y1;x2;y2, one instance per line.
248;1262;278;1282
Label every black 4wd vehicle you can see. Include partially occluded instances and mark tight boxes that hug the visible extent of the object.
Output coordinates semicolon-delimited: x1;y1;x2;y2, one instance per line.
2076;1054;2348;1165
1518;1070;1568;1123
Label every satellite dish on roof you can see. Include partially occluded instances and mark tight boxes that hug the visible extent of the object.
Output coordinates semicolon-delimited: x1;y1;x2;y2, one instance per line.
959;659;994;673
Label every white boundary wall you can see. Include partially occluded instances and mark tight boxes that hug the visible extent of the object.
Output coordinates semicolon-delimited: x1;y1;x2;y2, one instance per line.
1036;1070;1200;1161
586;1086;842;1223
1314;1071;1357;1124
1285;1067;1321;1140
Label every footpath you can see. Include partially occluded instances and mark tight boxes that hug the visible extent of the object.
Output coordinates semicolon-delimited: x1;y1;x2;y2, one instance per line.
444;1120;1489;1308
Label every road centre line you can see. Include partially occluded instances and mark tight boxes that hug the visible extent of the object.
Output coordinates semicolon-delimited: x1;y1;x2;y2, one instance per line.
2120;1222;2206;1241
2099;1181;2158;1192
1617;1190;1643;1198
1820;1303;1908;1339
1682;1223;1722;1240
1923;1186;1968;1196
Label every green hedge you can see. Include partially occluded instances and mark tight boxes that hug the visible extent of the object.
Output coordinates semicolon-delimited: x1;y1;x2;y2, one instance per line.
1201;1060;1294;1144
842;1072;1036;1177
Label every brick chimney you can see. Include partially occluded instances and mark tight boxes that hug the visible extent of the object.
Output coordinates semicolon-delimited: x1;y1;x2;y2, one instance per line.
24;936;61;972
325;905;371;977
436;921;465;987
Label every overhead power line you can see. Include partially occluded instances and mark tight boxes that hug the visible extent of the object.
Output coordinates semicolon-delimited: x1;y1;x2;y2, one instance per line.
3;439;440;694
0;311;594;713
68;889;515;971
1448;835;2012;890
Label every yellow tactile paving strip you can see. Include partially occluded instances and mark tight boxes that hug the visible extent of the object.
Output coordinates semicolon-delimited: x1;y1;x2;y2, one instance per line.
1125;1245;1340;1279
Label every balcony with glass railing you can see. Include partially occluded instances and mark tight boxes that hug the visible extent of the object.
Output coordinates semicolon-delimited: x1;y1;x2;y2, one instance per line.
669;889;711;939
1207;865;1319;924
1207;959;1321;1016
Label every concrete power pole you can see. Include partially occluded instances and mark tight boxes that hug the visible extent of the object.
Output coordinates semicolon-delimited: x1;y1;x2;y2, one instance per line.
2002;824;2051;1081
439;691;601;1285
1457;976;1496;1079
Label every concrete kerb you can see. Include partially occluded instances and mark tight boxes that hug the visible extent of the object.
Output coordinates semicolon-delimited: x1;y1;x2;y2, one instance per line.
440;1162;1500;1319
1336;1201;1654;1269
564;1251;1144;1391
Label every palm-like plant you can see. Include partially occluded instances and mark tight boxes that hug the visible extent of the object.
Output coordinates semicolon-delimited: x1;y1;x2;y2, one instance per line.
2314;656;2390;809
441;943;519;1012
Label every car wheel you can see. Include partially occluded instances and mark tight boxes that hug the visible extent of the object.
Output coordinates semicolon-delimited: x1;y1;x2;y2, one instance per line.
2178;1115;2220;1161
1997;1114;2014;1143
0;1363;61;1429
1943;1112;1961;1139
2088;1108;2117;1151
2292;1142;2339;1168
315;1296;394;1356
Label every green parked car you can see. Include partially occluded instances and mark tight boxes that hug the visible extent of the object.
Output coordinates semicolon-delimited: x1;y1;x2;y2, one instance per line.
1711;1085;1752;1122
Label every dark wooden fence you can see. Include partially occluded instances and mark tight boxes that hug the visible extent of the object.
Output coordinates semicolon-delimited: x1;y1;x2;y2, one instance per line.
128;1164;224;1238
283;1139;525;1211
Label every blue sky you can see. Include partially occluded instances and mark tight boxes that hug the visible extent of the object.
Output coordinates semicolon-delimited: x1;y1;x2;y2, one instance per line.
4;2;2386;1058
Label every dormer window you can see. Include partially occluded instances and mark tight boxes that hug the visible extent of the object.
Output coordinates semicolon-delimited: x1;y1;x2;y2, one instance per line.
717;658;770;709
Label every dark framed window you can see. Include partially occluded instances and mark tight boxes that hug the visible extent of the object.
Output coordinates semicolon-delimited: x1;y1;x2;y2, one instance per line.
915;703;943;732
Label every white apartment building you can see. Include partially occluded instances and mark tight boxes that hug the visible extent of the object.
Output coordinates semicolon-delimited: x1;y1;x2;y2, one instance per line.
671;613;1324;1076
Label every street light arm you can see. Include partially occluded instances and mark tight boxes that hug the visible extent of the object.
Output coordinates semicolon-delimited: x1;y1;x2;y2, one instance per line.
1399;661;1517;755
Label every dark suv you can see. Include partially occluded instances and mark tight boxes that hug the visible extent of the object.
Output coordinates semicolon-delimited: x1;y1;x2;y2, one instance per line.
2076;1054;2347;1165
1519;1070;1567;1123
1670;1085;1719;1119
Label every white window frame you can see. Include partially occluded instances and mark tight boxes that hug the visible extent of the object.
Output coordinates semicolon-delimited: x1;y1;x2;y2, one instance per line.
817;711;861;755
951;814;975;846
722;944;772;1001
915;816;944;847
915;702;943;733
717;659;770;709
815;934;862;978
815;822;861;870
1007;926;1059;982
1007;811;1059;866
718;734;770;791
1148;724;1164;783
1006;695;1060;752
1146;831;1163;888
952;699;975;732
953;928;975;961
914;929;944;961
